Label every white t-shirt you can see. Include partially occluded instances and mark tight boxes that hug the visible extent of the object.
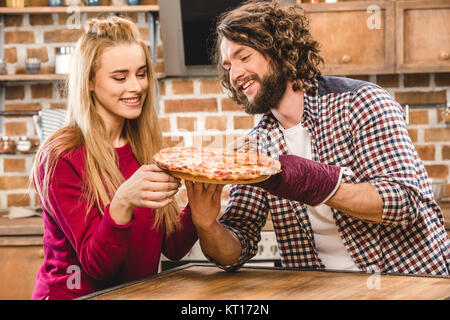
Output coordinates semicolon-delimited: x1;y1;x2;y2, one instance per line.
280;122;359;271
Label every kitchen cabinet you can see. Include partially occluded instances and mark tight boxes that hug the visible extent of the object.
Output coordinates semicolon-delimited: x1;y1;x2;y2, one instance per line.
396;0;450;73
300;1;395;75
0;216;44;300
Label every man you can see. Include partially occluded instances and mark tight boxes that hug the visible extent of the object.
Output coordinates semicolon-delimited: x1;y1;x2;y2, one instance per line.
185;0;450;275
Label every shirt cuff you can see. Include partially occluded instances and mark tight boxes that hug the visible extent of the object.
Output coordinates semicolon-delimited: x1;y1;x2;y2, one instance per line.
97;204;134;245
316;166;344;206
370;180;417;226
203;224;249;272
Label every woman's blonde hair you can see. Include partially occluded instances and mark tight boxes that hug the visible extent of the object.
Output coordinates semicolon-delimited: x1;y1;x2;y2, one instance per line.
32;16;181;235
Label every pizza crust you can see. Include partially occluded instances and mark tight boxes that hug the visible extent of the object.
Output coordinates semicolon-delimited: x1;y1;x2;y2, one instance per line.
153;146;281;185
168;171;271;185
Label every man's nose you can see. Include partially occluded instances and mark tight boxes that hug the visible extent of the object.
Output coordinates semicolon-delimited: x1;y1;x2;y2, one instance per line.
230;63;245;85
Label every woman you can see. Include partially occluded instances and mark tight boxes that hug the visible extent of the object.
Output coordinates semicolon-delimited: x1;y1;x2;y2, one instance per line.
31;16;198;300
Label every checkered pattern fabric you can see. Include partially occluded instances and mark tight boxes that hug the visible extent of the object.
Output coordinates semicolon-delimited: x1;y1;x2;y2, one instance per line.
211;76;450;275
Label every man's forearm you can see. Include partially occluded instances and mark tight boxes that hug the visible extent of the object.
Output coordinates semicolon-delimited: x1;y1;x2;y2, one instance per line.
325;182;383;223
197;221;242;266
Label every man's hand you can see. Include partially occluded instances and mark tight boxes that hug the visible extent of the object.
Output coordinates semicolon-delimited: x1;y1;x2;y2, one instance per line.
185;180;242;265
185;181;224;230
254;154;342;206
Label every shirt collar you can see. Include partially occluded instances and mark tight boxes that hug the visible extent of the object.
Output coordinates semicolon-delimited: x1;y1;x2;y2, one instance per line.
254;81;320;133
301;79;320;130
249;78;320;157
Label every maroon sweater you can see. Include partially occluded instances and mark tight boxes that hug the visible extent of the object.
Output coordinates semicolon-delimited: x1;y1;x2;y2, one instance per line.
32;143;198;300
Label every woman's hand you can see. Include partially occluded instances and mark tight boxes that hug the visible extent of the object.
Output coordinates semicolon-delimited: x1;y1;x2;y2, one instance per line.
110;164;181;224
185;181;224;231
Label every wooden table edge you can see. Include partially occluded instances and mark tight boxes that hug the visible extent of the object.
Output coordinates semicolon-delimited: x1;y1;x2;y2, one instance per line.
76;263;202;300
77;263;450;300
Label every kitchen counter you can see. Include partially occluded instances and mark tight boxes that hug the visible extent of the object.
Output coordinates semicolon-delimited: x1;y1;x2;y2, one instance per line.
80;264;450;300
0;199;448;246
1;200;448;235
0;206;448;300
0;214;44;299
0;216;43;236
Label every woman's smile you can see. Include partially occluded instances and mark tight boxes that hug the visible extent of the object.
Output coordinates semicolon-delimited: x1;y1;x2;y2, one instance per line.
120;96;143;108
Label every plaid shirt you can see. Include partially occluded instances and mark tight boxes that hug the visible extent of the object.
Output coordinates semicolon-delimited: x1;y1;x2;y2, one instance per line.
212;76;450;276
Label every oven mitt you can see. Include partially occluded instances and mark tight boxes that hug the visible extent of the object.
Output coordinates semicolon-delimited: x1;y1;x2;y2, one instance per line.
253;154;342;206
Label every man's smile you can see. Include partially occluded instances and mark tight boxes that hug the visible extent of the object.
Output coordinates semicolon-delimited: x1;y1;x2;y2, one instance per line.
240;79;256;92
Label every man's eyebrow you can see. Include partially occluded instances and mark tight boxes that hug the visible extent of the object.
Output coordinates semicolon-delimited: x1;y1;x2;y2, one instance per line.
222;47;248;67
110;65;147;73
232;47;247;58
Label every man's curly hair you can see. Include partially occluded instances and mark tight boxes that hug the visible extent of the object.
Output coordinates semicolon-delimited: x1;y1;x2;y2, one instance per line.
214;0;323;98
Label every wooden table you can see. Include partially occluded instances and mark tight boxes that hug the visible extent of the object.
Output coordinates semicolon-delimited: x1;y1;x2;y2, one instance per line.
80;264;450;300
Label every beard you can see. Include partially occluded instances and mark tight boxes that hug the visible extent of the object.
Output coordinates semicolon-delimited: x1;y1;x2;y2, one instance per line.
233;64;287;115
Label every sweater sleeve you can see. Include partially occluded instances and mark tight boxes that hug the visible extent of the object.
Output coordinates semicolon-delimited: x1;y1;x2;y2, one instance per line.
46;157;134;281
162;204;198;261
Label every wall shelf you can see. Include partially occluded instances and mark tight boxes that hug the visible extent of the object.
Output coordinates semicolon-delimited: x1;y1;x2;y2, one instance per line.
0;73;163;82
0;5;162;129
0;5;159;14
0;111;39;116
0;74;66;81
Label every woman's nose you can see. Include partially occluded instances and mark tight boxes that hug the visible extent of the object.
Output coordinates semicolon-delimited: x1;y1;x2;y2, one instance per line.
128;76;144;92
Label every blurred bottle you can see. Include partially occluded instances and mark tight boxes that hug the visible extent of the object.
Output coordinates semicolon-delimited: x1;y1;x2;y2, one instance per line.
55;47;74;75
48;0;63;6
6;0;29;8
0;136;16;154
17;136;31;153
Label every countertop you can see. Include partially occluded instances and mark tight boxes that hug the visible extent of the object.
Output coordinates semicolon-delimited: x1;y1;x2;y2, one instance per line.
0;214;44;246
0;216;43;236
1;200;449;236
80;264;450;300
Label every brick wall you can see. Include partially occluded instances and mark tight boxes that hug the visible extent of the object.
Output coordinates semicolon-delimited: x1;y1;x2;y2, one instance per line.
1;13;450;209
0;12;160;208
159;73;450;206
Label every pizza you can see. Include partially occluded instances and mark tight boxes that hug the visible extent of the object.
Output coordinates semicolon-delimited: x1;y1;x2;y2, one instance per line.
153;146;281;184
